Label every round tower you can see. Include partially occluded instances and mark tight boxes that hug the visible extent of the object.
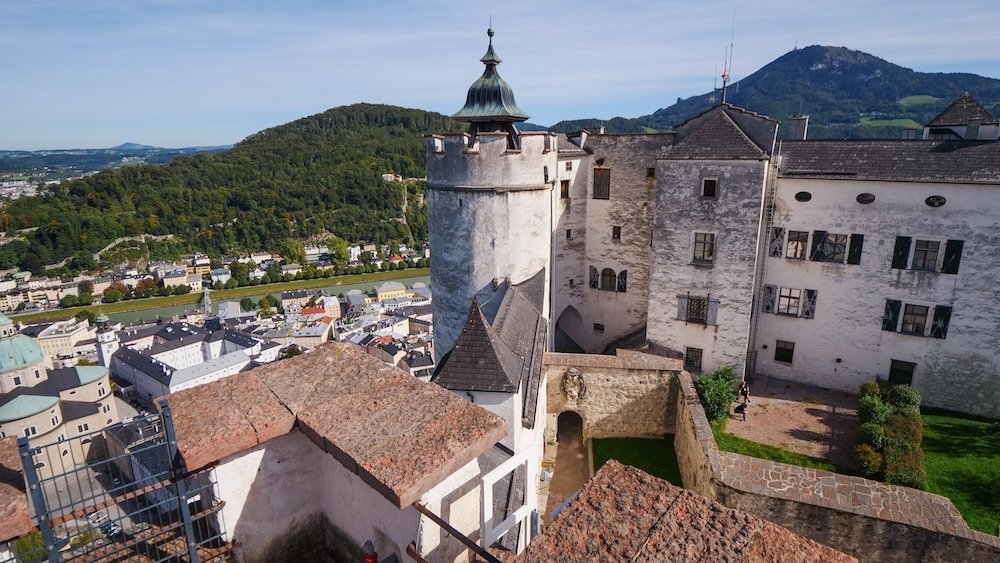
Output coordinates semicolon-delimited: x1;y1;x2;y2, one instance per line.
95;313;119;368
426;28;555;358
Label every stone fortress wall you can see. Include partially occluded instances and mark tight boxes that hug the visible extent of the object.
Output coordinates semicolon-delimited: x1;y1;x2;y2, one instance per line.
544;350;1000;562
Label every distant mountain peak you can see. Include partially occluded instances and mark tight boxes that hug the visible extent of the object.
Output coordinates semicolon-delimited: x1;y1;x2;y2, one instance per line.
111;142;156;150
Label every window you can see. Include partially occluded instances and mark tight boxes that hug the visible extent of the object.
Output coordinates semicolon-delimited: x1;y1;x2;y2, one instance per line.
684;347;703;371
786;231;808;259
612;226;621;240
702;178;718;198
900;304;929;335
560;180;570;199
543;166;549;183
811;232;848;262
98;387;105;397
589;266;598;288
12;376;20;386
774;340;795;363
777;288;801;316
693;233;715;262
565;161;573;171
892;237;963;273
687;295;709;324
593;323;605;333
24;426;37;437
617;270;628;293
566;229;572;240
888;360;917;385
600;268;617;291
677;294;719;325
77;423;89;433
647;167;655;179
593;168;611;199
51;416;58;425
102;404;111;413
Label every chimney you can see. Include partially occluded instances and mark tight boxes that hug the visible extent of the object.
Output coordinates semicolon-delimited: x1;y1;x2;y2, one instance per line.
786;115;809;140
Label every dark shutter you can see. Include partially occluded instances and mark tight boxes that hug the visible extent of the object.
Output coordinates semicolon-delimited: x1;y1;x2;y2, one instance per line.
593;168;611;199
589;266;598;288
810;230;827;261
882;299;901;332
847;234;864;265
930;306;952;339
769;227;785;257
617;270;628;293
942;239;964;274
707;299;720;325
676;295;688;320
762;285;777;313
891;236;911;269
801;289;817;319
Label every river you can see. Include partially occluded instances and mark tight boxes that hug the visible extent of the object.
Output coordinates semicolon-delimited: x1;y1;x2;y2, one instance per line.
107;274;430;324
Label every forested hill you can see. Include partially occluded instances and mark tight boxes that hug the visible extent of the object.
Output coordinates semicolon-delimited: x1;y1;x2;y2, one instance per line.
0;104;462;272
550;45;1000;137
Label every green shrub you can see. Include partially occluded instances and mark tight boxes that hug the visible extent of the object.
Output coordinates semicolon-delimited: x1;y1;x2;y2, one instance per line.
859;380;883;400
888;385;922;417
858;422;886;450
694;365;739;422
858;394;892;425
883;413;926;489
854;443;884;478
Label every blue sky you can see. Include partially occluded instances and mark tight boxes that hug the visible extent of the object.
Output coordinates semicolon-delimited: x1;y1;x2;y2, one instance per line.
2;0;999;150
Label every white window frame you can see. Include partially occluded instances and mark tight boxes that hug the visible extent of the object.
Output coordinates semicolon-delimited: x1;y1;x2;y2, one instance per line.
692;232;716;263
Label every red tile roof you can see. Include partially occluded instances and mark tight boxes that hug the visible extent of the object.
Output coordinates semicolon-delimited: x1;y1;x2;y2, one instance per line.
515;461;856;563
0;438;31;543
162;342;506;508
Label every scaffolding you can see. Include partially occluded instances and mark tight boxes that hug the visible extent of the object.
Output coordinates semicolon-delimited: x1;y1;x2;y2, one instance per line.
6;403;229;562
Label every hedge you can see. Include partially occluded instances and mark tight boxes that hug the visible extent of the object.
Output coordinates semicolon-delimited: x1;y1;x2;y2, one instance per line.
854;443;884;478
858;394;892;425
859;380;883;400
694;365;740;422
883;413;926;489
858;422;886;450
888;385;922;417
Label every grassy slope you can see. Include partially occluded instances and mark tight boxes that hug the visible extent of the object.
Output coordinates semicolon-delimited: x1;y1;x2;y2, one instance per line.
591;437;682;486
922;409;1000;534
711;421;841;472
11;268;429;324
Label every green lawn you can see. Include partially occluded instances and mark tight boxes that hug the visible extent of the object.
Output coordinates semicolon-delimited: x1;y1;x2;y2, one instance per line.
592;437;682;486
897;95;941;107
859;117;923;129
10;268;429;324
711;421;841;473
922;409;1000;534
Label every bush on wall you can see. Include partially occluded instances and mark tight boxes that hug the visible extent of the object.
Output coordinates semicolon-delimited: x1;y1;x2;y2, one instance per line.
888;385;922;417
859;394;893;425
883;413;926;489
695;365;739;422
854;443;884;478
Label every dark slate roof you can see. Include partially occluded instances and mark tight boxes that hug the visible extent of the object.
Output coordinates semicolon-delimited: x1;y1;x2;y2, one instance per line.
281;290;310;300
778;139;1000;184
432;268;547;429
156;322;203;342
61;400;100;422
223;330;258;348
662;109;768;160
432;300;521;393
114;346;171;386
557;133;587;155
925;92;999;127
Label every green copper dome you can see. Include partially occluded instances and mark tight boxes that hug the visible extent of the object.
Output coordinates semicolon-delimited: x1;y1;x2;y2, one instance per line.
452;28;529;123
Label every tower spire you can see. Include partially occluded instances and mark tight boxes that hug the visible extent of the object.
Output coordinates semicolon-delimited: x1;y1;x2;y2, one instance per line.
452;27;529;149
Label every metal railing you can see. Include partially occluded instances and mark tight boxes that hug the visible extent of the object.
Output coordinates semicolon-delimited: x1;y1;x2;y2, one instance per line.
8;403;229;562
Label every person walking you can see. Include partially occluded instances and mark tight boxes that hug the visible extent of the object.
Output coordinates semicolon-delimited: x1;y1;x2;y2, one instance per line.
739;381;751;404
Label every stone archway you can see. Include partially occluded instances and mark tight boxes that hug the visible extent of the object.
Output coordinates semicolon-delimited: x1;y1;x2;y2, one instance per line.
548;410;588;520
557;410;584;447
554;306;584;353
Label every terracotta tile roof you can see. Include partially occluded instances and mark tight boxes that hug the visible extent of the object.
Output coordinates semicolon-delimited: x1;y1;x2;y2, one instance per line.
162;342;506;509
515;461;855;563
0;438;30;543
663;109;769;160
778;139;1000;184
925;92;999;127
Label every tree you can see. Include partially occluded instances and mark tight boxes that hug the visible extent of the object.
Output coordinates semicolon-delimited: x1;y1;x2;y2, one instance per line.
174;284;191;295
60;295;79;308
230;261;250;282
280;238;305;265
102;288;122;303
78;293;94;306
240;297;257;312
224;278;238;290
258;295;278;310
78;280;94;295
75;310;96;324
327;236;349;263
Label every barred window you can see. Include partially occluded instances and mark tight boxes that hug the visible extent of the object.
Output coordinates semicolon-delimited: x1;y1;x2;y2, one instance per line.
684;347;703;371
593;167;611;199
687;295;709;324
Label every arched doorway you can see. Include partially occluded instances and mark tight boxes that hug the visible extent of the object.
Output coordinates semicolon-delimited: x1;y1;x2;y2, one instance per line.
554;306;584;353
547;411;588;521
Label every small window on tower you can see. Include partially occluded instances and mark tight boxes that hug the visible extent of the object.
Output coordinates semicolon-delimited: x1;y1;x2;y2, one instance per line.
647;167;655;179
702;178;718;198
593;323;605;333
565;161;573;171
566;229;572;240
561;180;570;199
612;226;621;240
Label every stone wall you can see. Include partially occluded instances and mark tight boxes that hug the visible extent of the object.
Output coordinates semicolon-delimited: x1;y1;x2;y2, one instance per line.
672;371;1000;562
543;350;681;441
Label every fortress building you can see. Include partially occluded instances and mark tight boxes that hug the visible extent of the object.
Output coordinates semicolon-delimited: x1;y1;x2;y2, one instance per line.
428;30;1000;423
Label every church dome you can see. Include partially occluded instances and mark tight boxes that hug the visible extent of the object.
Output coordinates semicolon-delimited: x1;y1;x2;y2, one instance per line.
452;28;529;123
0;312;45;374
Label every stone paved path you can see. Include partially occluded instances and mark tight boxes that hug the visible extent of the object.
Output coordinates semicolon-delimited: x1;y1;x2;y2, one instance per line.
726;375;860;469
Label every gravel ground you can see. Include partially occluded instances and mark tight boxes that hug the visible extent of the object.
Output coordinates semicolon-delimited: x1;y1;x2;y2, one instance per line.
726;375;860;470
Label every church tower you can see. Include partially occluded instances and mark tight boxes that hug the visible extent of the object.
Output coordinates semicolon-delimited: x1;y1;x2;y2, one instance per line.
95;313;119;368
426;28;555;358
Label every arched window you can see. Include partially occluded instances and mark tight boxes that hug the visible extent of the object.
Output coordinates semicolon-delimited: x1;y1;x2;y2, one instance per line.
589;267;598;288
617;270;628;293
601;268;616;291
